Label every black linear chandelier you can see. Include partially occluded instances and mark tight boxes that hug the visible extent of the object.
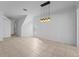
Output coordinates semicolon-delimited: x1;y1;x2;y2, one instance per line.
40;1;51;23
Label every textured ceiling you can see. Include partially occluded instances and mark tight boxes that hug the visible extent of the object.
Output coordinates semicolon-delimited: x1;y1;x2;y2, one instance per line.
52;1;77;13
0;1;42;19
0;1;78;20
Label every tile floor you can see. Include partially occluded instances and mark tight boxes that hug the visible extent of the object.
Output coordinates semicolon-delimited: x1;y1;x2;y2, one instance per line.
0;37;78;57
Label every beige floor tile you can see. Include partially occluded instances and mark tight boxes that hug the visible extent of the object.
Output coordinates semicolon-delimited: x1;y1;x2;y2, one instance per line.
0;37;78;57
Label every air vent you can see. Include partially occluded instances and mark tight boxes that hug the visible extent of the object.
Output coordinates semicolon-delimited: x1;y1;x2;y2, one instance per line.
23;8;27;11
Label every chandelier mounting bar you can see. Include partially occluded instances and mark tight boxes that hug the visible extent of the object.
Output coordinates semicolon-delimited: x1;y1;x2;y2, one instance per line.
40;1;50;7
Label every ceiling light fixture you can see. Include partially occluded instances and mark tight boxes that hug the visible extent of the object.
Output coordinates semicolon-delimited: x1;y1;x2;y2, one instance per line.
40;1;51;23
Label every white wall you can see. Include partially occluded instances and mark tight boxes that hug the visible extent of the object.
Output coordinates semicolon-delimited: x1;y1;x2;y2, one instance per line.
0;15;11;39
22;15;33;37
15;16;26;36
3;16;11;37
11;20;15;35
77;7;79;47
33;8;77;46
0;16;5;39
